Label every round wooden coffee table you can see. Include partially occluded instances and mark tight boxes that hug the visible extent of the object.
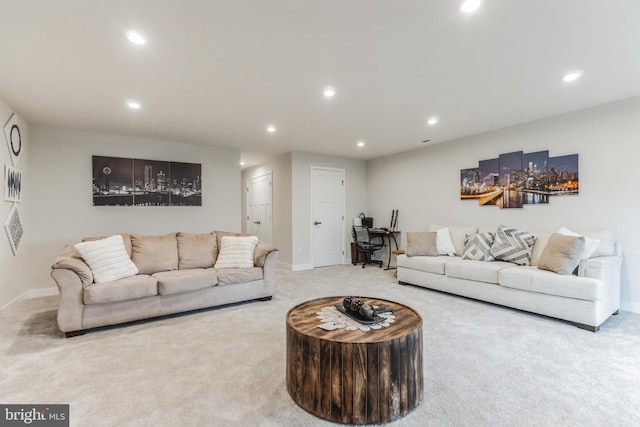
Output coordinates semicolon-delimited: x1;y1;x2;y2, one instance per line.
286;296;423;424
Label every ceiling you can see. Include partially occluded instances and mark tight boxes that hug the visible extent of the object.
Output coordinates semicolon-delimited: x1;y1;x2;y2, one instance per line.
1;1;639;169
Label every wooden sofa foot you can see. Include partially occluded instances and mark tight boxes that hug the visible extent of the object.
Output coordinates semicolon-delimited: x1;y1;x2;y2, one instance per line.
65;329;86;338
575;323;599;332
256;296;273;302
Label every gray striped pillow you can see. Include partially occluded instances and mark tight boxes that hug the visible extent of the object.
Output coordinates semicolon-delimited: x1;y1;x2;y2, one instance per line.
463;232;495;261
489;225;536;265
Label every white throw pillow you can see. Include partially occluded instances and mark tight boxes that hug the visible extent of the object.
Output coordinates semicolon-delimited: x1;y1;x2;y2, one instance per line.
436;228;456;256
214;235;259;269
75;235;139;283
558;227;600;259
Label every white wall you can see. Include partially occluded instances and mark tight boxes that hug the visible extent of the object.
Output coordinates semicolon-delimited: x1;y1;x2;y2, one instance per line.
367;96;640;313
291;152;367;271
0;100;32;309
241;152;293;266
27;126;242;293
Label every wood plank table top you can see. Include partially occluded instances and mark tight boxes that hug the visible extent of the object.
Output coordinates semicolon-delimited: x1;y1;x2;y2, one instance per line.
286;296;423;424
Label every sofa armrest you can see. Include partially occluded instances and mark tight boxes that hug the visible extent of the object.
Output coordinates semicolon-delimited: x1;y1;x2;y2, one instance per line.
254;241;279;267
261;250;279;295
51;244;93;287
50;268;85;333
578;255;622;282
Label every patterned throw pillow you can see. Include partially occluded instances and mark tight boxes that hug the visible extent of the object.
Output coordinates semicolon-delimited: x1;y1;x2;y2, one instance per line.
462;232;495;261
489;225;536;266
214;235;259;269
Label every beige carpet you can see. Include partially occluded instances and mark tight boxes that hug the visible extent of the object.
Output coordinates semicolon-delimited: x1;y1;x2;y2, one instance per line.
1;265;639;427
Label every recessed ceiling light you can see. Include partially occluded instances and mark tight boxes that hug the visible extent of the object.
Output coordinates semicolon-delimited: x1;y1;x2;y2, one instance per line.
126;31;146;45
427;116;440;126
460;0;482;13
323;86;336;98
126;100;141;109
562;70;583;82
357;140;365;148
240;161;245;166
266;124;276;133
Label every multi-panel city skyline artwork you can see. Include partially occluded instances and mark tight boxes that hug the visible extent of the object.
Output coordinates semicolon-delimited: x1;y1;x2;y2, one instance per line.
92;155;202;206
460;150;578;209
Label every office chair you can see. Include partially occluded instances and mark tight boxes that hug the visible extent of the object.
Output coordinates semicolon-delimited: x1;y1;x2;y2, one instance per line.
352;226;384;268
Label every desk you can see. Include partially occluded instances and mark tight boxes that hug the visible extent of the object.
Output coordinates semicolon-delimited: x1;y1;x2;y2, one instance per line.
368;230;400;270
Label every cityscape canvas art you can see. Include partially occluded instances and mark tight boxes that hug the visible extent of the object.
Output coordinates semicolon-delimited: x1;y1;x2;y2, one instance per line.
92;156;202;206
460;151;578;208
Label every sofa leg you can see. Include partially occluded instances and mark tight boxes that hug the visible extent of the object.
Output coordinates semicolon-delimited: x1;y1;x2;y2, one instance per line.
613;310;619;315
256;296;272;302
65;329;86;338
575;323;599;333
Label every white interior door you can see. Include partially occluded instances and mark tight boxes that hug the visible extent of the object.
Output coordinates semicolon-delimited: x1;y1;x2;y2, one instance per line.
312;167;345;267
247;171;272;243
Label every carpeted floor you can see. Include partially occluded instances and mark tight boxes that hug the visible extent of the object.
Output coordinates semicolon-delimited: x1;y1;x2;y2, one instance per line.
1;265;639;427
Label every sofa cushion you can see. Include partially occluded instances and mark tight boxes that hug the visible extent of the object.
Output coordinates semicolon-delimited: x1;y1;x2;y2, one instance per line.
74;235;139;283
428;225;477;256
397;253;454;274
436;228;456;256
153;269;218;296
83;274;158;304
529;232;551;266
406;232;438;257
571;228;615;257
177;232;218;269
445;259;516;284
537;233;585;275
214;230;252;254
558;227;599;259
489;225;536;266
462;232;495;261
499;266;603;301
214;235;259;268
216;267;263;285
131;233;179;274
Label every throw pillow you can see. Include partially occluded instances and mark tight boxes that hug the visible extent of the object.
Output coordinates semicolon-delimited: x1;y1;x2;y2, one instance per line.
74;235;139;284
405;232;438;257
436;228;456;256
537;233;586;275
489;225;537;266
462;232;495;261
214;235;259;269
177;232;217;269
557;227;600;259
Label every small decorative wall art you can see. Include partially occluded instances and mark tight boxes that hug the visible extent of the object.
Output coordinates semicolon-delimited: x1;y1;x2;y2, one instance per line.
4;204;23;255
4;164;22;202
3;113;24;166
460;150;578;208
92;155;202;206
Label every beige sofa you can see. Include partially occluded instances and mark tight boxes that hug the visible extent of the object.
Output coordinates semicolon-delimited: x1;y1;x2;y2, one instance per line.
51;231;279;337
397;225;621;332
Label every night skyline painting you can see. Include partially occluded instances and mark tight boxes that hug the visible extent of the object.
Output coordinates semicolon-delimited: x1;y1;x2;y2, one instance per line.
460;150;578;208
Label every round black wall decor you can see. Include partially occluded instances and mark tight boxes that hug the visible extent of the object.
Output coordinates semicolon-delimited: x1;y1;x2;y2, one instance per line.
10;124;21;157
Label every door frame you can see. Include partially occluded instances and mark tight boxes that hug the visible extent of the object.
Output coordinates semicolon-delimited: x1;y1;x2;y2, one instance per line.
310;165;346;268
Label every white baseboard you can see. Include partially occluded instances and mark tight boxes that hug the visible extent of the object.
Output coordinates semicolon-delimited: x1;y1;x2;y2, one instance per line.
292;263;313;272
0;287;58;312
620;300;640;314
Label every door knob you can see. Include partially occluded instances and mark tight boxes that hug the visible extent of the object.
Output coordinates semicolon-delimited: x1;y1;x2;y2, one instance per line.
253;221;261;225
314;221;322;225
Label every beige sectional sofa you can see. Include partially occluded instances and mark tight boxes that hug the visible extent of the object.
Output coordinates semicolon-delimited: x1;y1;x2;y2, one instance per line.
397;224;621;332
51;231;279;337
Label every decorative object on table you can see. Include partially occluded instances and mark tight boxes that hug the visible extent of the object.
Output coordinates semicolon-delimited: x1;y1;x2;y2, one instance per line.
4;164;22;202
92;155;202;207
331;296;393;325
460;149;578;208
316;304;395;332
4;203;23;255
